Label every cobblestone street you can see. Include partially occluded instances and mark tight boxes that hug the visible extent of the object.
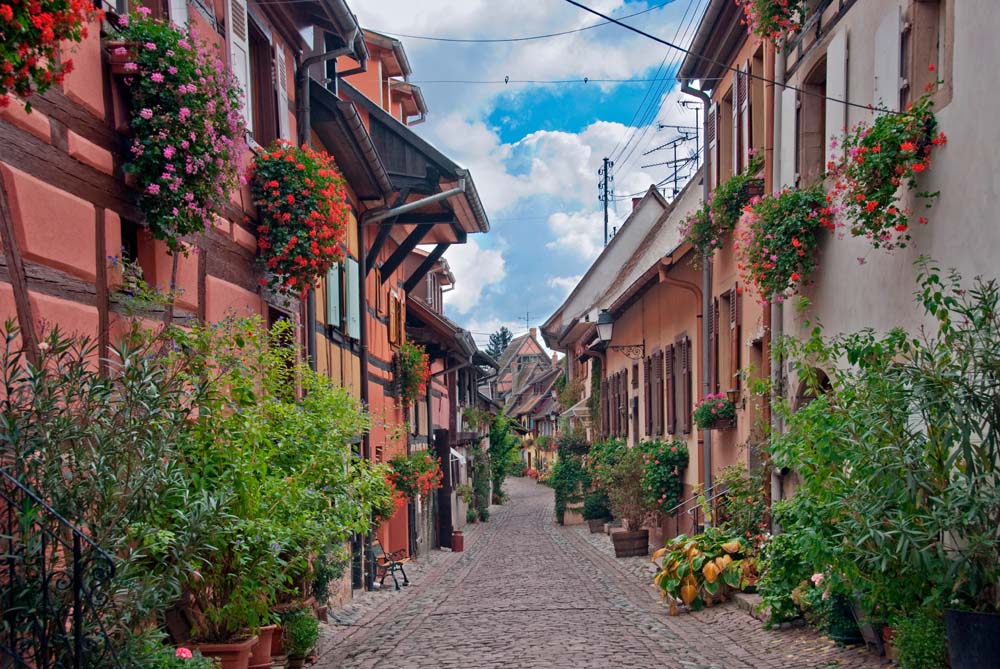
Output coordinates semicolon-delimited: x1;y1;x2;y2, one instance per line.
316;478;885;669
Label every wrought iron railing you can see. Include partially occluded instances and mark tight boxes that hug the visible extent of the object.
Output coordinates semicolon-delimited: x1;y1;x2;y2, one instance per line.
666;483;730;538
0;468;121;669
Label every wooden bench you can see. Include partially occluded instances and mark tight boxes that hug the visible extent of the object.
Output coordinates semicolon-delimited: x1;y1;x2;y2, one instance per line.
372;540;410;590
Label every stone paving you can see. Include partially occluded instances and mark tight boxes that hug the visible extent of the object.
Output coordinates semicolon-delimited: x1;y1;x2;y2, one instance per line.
315;477;887;668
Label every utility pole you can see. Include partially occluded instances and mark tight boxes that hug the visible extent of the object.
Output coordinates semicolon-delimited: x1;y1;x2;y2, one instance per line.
598;157;613;246
678;100;701;170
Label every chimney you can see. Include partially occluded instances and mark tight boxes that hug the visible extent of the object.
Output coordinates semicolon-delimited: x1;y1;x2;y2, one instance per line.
529;327;537;339
552;353;559;365
632;197;642;212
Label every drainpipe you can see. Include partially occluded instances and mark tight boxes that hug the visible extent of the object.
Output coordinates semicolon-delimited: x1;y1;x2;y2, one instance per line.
365;179;466;224
770;49;787;524
295;31;360;371
681;79;713;514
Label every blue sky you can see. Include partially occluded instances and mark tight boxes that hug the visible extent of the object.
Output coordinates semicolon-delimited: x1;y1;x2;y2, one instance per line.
352;0;705;347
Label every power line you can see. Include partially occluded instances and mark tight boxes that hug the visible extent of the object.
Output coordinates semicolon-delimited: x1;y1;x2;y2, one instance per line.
408;76;676;85
366;1;678;44
561;0;904;116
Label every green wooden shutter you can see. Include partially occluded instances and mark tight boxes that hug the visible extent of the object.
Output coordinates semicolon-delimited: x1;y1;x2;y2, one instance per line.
346;258;360;340
325;264;341;328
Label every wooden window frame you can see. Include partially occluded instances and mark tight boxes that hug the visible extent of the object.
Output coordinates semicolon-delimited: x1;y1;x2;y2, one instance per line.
248;18;278;147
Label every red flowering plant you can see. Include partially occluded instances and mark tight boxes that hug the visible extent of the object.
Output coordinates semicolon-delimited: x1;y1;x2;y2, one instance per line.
388;451;443;501
686;152;766;256
640;439;689;515
0;0;101;110
114;9;247;250
734;185;831;304
827;90;946;250
249;142;350;298
738;0;806;46
396;340;431;407
693;392;737;429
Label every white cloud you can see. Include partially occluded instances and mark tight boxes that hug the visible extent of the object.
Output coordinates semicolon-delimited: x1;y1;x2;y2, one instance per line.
545;210;608;260
441;239;507;314
546;275;584;298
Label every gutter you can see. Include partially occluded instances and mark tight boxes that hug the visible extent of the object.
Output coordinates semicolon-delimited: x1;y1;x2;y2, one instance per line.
770;48;787;523
366;179;466;224
681;78;714;516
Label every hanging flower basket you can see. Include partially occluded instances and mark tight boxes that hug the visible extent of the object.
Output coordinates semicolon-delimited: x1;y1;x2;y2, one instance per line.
249;142;350;298
684;153;764;257
693;393;737;430
738;0;806;47
734;185;831;304
0;0;102;111
111;8;247;251
388;451;443;501
827;89;947;250
395;340;430;407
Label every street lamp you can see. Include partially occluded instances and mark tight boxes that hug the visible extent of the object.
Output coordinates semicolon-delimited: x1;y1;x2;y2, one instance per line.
596;310;645;360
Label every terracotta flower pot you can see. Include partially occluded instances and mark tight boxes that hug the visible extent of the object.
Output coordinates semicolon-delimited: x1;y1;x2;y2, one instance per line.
270;625;284;658
314;605;329;623
248;626;278;669
196;635;257;669
287;658;306;669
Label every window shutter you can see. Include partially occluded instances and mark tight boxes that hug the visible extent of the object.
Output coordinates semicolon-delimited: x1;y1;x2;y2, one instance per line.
706;103;718;188
780;87;798;188
666;345;676;435
652;350;663;436
874;7;902;113
733;68;742;174
345;257;360;340
275;45;290;141
681;337;692;434
826;30;849;161
325;264;341;328
388;293;398;346
398;298;406;344
742;59;752;163
600;379;609;438
729;288;740;390
167;0;188;25
227;0;252;129
643;356;652;437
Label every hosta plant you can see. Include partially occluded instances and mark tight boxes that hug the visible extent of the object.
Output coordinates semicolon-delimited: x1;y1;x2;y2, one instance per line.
0;0;101;110
249;142;350;297
653;528;757;612
828;90;947;250
115;9;246;250
738;0;806;46
735;185;831;304
693;392;736;428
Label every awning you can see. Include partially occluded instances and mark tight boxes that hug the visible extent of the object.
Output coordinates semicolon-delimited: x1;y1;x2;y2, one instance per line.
449;447;467;465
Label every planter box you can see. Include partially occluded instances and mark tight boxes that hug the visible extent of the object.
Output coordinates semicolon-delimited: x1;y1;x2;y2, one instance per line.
699;417;736;431
563;502;584;526
248;626;277;669
741;178;765;199
611;529;649;558
104;41;139;76
196;636;257;669
587;518;608;533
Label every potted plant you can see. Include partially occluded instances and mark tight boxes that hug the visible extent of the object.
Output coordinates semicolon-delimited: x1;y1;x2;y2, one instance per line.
606;448;650;557
247;623;279;669
737;0;806;46
395;341;432;408
282;606;320;669
693;393;737;430
388;450;443;502
581;490;612;533
684;153;766;257
640;439;689;514
652;528;755;614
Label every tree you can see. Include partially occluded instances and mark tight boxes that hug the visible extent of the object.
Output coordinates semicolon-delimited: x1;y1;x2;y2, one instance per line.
486;326;514;360
488;415;520;503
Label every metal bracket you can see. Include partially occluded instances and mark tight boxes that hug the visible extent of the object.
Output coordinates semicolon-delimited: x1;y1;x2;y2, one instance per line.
608;344;645;360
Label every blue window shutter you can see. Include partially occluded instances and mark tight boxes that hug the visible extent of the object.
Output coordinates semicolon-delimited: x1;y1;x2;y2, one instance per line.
346;258;360;340
325;263;341;328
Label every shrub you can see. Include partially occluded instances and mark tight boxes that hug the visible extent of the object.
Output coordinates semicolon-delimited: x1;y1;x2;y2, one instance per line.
715;464;769;547
478;507;490;522
466;507;478;524
639;440;688;514
606;447;648;529
581;491;612;521
282;607;319;659
115;10;246;250
894;610;947;669
551;456;590;524
756;532;811;625
249;142;350;298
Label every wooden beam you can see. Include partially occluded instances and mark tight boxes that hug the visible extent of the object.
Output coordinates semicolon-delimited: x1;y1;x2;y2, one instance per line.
365;188;409;274
378;223;433;284
390;212;456;225
0;177;38;361
403;243;450;293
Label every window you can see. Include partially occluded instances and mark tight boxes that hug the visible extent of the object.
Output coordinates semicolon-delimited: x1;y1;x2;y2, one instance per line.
719;88;734;183
903;0;953;108
798;59;827;186
643;356;653;437
750;48;766;157
671;336;692;434
652;349;664;436
248;20;278;146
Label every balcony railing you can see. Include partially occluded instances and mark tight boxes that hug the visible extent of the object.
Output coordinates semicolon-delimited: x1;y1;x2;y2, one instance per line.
0;468;121;669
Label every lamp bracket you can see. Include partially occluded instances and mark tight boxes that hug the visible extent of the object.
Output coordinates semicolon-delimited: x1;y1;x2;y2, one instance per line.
608;344;645;360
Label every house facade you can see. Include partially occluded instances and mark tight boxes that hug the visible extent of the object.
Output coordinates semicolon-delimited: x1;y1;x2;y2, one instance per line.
0;0;491;598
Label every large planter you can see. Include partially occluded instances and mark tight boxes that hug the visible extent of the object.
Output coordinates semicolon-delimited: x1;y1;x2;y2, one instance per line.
945;609;1000;669
563;502;585;526
196;636;257;669
287;658;306;669
587;518;609;534
611;529;649;558
270;624;285;660
249;626;277;669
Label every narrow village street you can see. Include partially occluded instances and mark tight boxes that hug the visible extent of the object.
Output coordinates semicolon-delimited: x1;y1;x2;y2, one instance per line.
317;478;882;669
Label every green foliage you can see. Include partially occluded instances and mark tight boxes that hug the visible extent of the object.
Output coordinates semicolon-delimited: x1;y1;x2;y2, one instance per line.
581;490;612;521
281;607;319;659
311;548;347;604
556;426;589;458
680;205;715;258
715;464;769;545
756;532;811;625
551;456;590;524
108;255;178;317
736;185;831;303
894;610;947;669
396;340;430;407
765;259;1000;621
692;393;736;428
587;358;602;433
486;326;513;360
710;152;764;232
465;507;478;524
653;528;756;610
639;440;688;514
469;445;492;515
132;632;216;668
488;415;521;501
605;447;648;529
587;438;626;485
455;483;474;505
478;507;490;522
388;450;443;500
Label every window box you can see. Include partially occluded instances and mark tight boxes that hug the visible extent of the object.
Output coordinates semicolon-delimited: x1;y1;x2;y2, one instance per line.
741;178;765;200
104;41;139;76
705;416;736;431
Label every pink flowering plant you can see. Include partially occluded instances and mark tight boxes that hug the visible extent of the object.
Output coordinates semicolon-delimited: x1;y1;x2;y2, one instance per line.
640;439;689;514
734;186;831;304
827;90;947;250
738;0;806;46
693;392;736;429
114;9;246;250
138;641;215;668
685;152;765;256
